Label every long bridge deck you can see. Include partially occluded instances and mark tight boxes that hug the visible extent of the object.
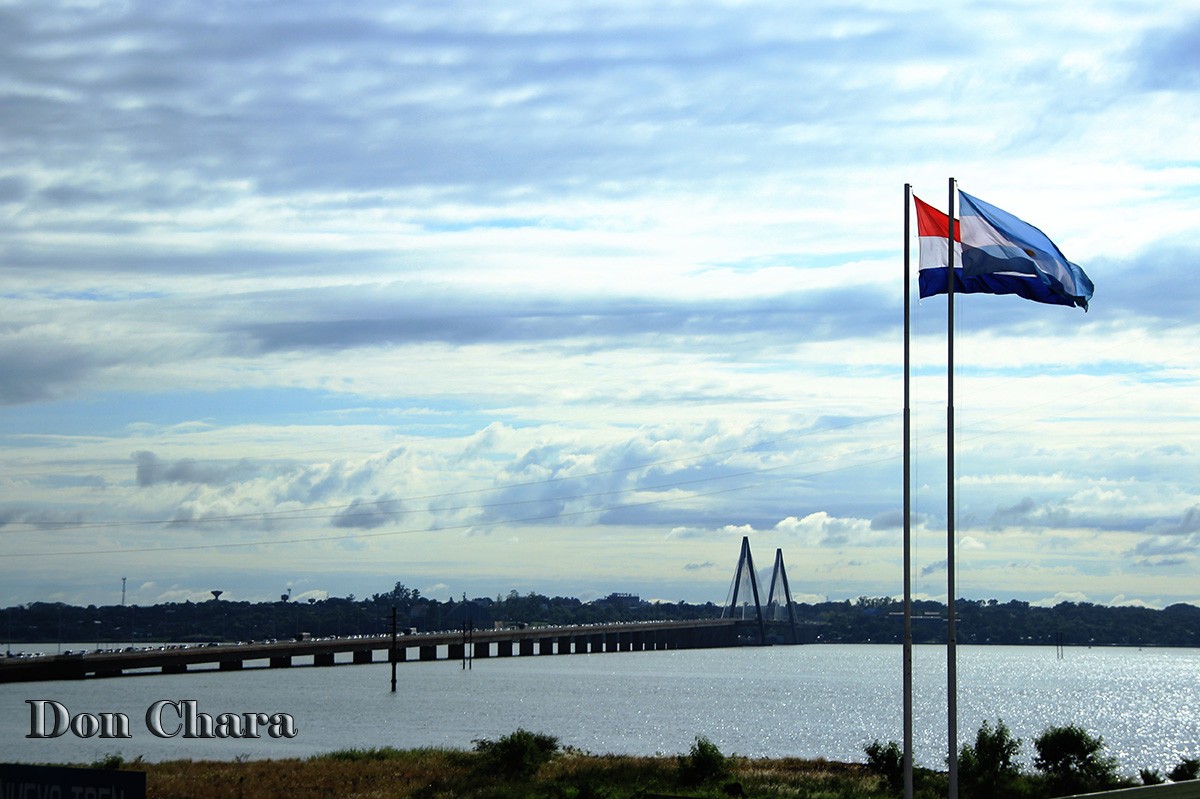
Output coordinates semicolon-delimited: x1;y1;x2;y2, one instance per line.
0;618;784;684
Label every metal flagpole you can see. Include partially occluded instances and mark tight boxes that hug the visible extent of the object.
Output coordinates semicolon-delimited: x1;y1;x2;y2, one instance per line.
946;176;959;799
902;182;914;799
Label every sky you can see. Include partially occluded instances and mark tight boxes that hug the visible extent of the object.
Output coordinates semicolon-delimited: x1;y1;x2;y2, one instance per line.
2;0;1199;611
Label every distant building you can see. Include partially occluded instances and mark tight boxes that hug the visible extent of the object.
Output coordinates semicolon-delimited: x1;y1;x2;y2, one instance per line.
595;592;641;609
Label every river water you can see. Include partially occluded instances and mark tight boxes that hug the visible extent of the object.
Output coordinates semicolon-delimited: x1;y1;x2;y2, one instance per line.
2;644;1197;776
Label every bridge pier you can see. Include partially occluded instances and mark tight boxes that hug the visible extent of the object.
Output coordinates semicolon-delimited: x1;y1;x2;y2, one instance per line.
0;621;746;684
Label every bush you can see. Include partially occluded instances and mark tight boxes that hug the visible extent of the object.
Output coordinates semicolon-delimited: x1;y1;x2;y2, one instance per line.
1140;768;1164;785
1033;724;1120;795
89;753;125;770
1168;757;1199;782
958;719;1022;798
472;728;560;780
863;739;903;793
677;736;728;785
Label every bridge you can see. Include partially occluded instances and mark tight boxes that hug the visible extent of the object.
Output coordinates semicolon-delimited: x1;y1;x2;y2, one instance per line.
0;618;781;683
1;537;799;684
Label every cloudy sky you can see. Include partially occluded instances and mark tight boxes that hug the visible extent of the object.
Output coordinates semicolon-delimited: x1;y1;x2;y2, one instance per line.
2;0;1198;610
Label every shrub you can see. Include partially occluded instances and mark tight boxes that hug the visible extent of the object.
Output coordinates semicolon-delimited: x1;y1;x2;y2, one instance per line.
1033;724;1119;795
958;719;1022;798
863;738;903;793
1168;757;1199;782
472;728;560;780
89;753;125;770
1140;768;1164;785
677;735;728;785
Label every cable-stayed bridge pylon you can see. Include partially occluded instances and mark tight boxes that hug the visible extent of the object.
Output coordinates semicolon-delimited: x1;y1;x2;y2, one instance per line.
721;536;801;646
765;547;800;644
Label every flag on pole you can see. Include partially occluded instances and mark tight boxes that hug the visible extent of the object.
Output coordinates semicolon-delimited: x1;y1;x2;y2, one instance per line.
914;192;1093;310
913;194;961;295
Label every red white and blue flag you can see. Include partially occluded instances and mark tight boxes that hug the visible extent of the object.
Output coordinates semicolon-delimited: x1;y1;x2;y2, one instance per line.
914;191;1093;310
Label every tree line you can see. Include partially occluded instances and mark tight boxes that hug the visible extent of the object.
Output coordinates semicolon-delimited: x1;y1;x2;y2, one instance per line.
3;584;1198;648
867;718;1199;797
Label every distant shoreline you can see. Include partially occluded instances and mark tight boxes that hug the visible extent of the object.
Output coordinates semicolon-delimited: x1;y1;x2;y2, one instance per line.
5;592;1199;649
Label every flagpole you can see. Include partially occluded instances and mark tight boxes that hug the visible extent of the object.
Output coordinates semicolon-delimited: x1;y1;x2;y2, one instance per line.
902;183;914;799
946;176;959;799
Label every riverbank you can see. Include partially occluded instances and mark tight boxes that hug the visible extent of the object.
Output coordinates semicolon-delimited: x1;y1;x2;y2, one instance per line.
65;747;919;799
34;731;1195;799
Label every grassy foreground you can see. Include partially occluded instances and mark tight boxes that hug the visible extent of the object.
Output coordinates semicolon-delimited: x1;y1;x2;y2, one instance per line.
78;721;1198;798
88;746;929;799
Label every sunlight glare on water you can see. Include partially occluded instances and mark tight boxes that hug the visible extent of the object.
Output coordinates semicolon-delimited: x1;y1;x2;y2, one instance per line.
2;644;1197;776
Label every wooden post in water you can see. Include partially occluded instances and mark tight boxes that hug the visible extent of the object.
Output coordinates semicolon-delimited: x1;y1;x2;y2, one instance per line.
390;607;397;693
462;614;472;670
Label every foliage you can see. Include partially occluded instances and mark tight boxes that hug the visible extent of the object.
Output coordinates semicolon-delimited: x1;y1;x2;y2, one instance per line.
472;728;561;780
958;719;1022;798
89;752;125;770
75;729;1194;799
321;746;407;761
138;749;915;799
1168;757;1199;782
863;739;904;793
7;590;1200;646
1140;768;1164;784
676;735;729;785
1032;724;1121;795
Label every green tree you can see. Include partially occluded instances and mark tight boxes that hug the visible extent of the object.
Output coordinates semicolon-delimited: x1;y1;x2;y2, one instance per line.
677;736;729;786
863;739;904;794
1033;724;1120;795
471;728;560;780
959;719;1022;798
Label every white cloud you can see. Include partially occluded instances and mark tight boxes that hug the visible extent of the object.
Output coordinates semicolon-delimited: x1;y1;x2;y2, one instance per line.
1;0;1199;608
1031;591;1090;608
775;512;873;547
1106;594;1161;609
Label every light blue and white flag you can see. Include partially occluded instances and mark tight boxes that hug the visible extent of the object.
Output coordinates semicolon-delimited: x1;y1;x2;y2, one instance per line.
958;190;1094;310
